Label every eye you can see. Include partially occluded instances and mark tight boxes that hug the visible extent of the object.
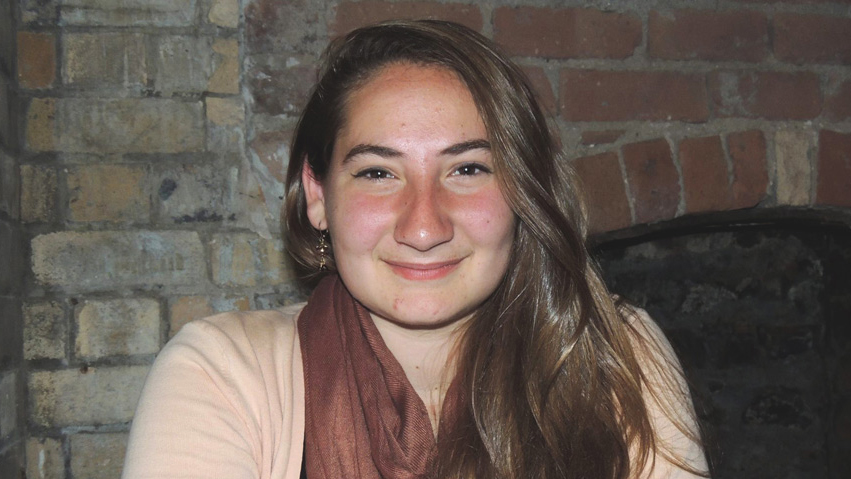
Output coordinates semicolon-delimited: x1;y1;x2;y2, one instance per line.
452;163;491;176
353;168;396;181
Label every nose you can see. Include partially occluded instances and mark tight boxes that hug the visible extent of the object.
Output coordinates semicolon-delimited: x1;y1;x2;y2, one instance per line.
394;182;453;251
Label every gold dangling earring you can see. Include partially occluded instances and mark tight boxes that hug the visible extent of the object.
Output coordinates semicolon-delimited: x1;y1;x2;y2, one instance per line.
315;230;329;271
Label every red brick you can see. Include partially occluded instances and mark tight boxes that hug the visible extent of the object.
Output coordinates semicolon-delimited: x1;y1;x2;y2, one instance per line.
709;71;821;120
561;70;709;122
248;63;316;116
825;79;851;122
816;130;851;207
580;130;624;146
727;130;769;209
332;2;483;35
572;152;631;233
775;14;851;65
679;136;731;214
17;32;55;89
493;7;640;59
648;10;768;62
622;139;680;224
520;66;557;116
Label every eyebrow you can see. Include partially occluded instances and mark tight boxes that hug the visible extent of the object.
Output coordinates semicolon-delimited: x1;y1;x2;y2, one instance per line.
342;139;491;163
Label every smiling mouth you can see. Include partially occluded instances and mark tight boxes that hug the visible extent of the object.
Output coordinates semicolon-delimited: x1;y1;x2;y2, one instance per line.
384;258;463;281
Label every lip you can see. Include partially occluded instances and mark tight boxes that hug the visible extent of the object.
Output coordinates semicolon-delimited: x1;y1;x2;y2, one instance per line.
383;258;463;281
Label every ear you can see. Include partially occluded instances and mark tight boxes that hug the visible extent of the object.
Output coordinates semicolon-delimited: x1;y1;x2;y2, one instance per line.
302;161;327;230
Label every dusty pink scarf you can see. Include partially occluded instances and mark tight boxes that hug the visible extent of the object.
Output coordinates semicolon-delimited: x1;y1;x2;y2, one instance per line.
298;275;462;478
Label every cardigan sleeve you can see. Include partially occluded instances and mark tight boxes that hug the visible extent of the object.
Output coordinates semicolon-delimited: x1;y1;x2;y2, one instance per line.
122;309;304;479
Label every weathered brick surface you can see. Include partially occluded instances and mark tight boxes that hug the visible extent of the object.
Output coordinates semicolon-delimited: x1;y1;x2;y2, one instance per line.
211;233;288;287
53;99;204;153
23;302;66;360
727;130;769;209
169;295;250;336
816;130;851;207
332;1;483;35
580;130;624;146
0;0;12;75
58;0;196;27
25;98;55;152
249;130;291;186
0;371;16;438
209;38;240;94
153;36;215;95
573;152;632;233
71;433;128;479
29;366;148;427
209;0;239;28
248;63;316;116
63;33;146;88
622;139;680;224
26;437;64;479
648;9;768;62
775;130;816;206
207;96;243;127
494;7;640;59
155;164;228;224
0;74;13;149
18;31;56;89
679;136;731;214
561;70;709;122
31;231;205;291
709;71;821;120
825;79;851;122
245;0;326;55
67;164;149;223
0;150;18;219
0;223;23;295
520;66;557;116
75;299;160;359
20;164;56;223
774;14;851;65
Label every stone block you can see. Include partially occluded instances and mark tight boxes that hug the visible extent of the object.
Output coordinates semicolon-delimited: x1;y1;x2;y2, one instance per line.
152;36;214;95
18;31;56;89
207;97;244;152
67;164;149;223
21;0;58;24
572;152;632;234
0;222;24;295
20;164;57;223
70;433;127;479
208;38;239;94
24;301;66;360
0;0;12;74
75;299;160;359
727;130;769;209
31;231;205;292
0;74;12;149
25;98;56;152
816;130;851;207
51;98;203;154
169;295;249;337
211;233;288;287
155;164;227;224
0;150;18;219
0;298;22;370
0;371;16;439
775;130;815;206
29;366;148;427
679;135;731;214
26;437;64;479
209;0;239;28
248;61;315;116
622;139;680;224
63;33;146;89
207;97;243;127
58;0;196;27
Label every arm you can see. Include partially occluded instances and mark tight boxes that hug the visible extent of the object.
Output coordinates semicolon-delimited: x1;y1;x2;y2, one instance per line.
122;318;260;478
629;309;710;479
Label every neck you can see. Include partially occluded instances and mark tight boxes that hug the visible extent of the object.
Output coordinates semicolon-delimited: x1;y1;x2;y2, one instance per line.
371;314;467;434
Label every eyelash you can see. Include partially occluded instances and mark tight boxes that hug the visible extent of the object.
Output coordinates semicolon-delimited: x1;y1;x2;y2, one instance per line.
453;163;491;176
353;168;395;181
352;163;491;181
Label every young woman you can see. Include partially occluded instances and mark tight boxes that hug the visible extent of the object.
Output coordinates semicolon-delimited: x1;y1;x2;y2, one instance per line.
124;20;708;479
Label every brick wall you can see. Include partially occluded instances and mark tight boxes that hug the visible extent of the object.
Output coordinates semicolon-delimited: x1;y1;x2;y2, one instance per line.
1;0;848;477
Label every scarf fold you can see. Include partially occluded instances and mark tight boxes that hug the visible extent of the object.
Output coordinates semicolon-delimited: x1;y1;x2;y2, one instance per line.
298;275;461;479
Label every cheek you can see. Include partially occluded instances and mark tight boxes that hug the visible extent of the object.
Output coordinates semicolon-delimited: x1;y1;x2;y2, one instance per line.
328;193;396;253
456;190;515;244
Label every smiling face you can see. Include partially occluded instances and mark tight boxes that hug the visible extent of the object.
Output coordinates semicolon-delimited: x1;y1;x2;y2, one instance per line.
302;63;516;330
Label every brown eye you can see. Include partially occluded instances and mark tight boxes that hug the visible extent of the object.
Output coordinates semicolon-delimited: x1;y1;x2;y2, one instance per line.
453;163;490;176
354;168;395;180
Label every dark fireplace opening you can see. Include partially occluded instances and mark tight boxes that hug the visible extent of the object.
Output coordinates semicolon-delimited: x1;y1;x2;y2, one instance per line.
595;220;851;479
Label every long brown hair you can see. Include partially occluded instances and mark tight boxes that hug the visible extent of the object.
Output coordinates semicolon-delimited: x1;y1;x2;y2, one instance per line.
284;20;706;479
